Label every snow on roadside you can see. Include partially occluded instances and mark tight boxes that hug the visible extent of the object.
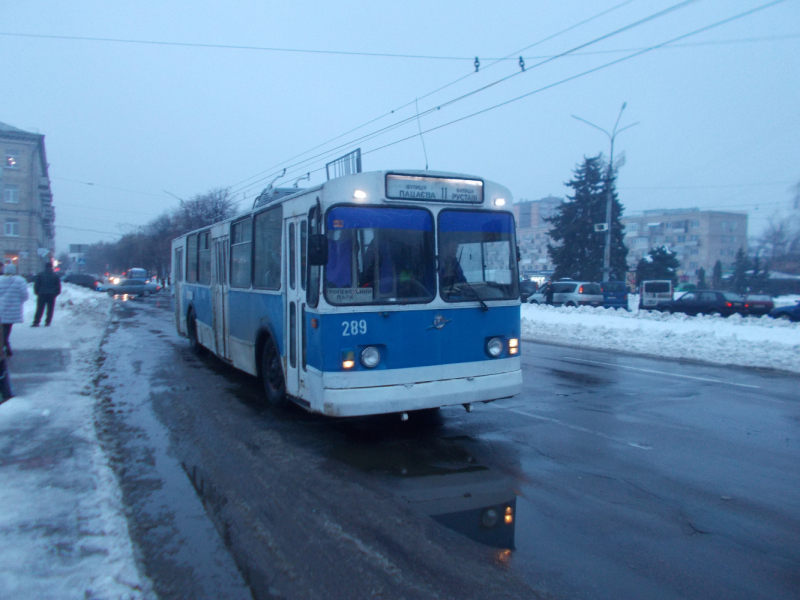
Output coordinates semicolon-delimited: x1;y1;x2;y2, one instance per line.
0;284;152;599
521;302;800;374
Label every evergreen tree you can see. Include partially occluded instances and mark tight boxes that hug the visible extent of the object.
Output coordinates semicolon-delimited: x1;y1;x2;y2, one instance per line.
731;247;750;293
712;260;723;289
547;155;628;281
635;246;680;286
696;267;706;290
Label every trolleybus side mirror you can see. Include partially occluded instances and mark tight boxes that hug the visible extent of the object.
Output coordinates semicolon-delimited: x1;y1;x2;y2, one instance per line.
516;245;521;262
308;234;328;266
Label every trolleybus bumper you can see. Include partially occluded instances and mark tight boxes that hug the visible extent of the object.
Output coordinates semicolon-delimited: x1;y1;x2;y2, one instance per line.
318;369;522;418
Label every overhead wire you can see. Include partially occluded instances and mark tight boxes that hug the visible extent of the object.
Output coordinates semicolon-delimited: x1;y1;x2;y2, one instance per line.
224;0;641;194
230;0;701;202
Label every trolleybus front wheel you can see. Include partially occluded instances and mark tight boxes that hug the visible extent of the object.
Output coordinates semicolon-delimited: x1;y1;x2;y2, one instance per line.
261;341;287;406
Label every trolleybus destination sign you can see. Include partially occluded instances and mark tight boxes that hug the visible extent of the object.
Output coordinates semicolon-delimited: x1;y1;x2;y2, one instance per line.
385;174;483;204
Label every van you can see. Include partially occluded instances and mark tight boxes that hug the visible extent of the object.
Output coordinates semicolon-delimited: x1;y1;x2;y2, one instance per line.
126;268;148;280
639;280;673;310
600;280;629;310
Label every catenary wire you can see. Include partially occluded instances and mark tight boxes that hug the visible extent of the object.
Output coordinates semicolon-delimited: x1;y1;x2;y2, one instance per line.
241;0;788;204
229;0;701;200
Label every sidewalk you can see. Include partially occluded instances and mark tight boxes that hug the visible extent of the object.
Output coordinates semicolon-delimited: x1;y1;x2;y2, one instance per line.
0;285;152;600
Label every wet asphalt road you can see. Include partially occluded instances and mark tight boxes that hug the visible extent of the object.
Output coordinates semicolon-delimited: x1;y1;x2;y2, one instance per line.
96;296;800;600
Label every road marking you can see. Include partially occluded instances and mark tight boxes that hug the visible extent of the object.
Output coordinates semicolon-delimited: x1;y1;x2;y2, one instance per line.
562;357;761;389
506;408;652;450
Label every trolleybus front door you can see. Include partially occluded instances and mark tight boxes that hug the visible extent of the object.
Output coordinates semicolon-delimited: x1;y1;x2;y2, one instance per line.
285;217;307;399
212;236;229;359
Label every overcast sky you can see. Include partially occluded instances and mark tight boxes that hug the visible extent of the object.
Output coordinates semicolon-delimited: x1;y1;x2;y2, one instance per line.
2;0;798;253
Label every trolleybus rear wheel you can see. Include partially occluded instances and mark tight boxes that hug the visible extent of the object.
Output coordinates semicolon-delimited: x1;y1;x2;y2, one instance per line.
187;310;205;355
261;340;287;406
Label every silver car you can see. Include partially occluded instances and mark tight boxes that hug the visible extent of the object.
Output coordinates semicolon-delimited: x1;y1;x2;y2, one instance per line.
103;278;162;297
529;281;604;307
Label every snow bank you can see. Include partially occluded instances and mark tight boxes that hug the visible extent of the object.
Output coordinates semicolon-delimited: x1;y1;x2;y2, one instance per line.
521;302;800;374
0;284;152;599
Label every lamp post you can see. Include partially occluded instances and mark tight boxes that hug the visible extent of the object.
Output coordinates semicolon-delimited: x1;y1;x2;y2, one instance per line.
572;103;638;282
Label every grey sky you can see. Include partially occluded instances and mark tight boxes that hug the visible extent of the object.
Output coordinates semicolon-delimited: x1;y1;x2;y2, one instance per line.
2;0;798;253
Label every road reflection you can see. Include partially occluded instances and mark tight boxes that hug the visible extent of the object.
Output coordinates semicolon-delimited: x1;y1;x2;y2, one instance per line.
330;415;517;549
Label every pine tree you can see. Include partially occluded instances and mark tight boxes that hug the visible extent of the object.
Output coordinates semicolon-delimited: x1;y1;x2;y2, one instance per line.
712;260;723;289
547;155;628;281
731;247;750;293
635;246;680;286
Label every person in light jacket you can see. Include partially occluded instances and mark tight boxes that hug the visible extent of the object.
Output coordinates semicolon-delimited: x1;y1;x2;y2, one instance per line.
0;262;30;356
32;262;60;327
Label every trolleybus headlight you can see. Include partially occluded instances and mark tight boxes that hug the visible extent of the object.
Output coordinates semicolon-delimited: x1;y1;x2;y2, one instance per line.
504;506;514;524
486;337;503;357
360;346;381;368
482;508;499;528
342;350;355;370
494;198;506;207
508;338;519;355
353;189;367;200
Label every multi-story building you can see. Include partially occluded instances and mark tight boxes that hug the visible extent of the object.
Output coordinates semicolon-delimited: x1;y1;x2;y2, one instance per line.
0;121;55;276
512;196;562;279
622;209;747;282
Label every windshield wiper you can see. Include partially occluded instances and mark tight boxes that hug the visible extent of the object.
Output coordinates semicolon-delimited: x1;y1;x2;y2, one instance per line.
460;279;489;312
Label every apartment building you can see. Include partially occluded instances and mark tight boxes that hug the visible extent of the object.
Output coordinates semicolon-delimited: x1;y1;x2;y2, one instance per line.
512;196;562;279
622;209;747;282
0;121;55;276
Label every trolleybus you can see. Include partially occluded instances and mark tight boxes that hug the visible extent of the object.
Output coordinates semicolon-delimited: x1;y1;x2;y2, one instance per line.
171;170;522;417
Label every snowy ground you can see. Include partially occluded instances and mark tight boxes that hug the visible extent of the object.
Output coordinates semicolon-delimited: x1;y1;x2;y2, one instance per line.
522;297;800;374
0;284;151;600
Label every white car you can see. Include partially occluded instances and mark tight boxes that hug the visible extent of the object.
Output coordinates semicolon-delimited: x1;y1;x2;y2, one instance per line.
529;281;604;307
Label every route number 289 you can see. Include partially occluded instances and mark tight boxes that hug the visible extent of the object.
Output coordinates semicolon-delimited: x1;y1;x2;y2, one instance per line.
342;319;367;336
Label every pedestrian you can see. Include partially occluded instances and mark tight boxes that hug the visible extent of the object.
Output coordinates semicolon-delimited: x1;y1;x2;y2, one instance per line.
0;261;29;356
32;262;61;327
544;281;555;305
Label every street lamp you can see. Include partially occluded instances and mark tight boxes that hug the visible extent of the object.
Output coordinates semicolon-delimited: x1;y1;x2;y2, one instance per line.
572;103;639;282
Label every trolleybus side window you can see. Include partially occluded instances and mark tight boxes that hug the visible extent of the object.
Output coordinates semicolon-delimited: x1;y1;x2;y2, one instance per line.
230;217;253;288
289;222;296;290
324;206;434;305
253;205;283;290
307;205;321;308
438;210;519;302
186;234;198;283
198;231;211;285
300;220;307;291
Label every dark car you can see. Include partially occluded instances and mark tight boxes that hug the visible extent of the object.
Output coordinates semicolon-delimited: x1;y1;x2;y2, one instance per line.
656;290;745;317
62;272;102;290
600;280;629;310
519;280;538;303
769;302;800;322
102;278;162;297
743;294;774;316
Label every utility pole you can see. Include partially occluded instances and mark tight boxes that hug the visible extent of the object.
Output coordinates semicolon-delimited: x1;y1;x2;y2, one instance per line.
572;103;638;282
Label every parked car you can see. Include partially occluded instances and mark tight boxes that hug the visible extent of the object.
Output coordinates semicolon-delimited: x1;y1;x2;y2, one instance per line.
639;280;673;310
62;272;103;290
768;301;800;322
529;281;604;307
655;290;745;317
600;280;629;310
100;278;162;297
519;280;538;303
742;294;774;316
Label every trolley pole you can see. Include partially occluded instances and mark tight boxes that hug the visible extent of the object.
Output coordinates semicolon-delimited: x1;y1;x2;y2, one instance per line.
572;103;638;282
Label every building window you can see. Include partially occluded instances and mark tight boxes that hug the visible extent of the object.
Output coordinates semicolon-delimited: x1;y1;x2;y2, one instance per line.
4;185;19;203
690;262;698;268
690;235;699;241
691;220;700;227
677;235;686;242
4;219;19;236
626;223;639;232
690;249;698;255
4;151;20;169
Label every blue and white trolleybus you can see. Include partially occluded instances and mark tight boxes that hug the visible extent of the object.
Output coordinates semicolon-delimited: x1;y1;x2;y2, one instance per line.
171;170;522;417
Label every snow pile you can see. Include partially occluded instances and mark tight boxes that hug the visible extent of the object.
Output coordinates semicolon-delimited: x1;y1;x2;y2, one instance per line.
0;284;152;599
521;302;800;373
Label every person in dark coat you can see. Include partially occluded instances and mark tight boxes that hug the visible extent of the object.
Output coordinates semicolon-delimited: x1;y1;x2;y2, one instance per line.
32;262;61;327
544;281;555;305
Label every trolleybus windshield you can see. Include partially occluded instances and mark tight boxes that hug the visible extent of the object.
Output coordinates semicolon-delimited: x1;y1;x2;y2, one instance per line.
324;206;436;305
438;210;518;302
